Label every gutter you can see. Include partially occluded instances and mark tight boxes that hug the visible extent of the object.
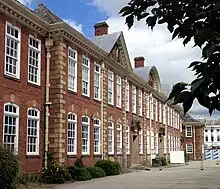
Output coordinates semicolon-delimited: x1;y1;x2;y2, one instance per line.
44;37;53;168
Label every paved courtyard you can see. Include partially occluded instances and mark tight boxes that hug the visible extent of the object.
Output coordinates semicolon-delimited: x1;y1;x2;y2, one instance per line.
54;161;220;189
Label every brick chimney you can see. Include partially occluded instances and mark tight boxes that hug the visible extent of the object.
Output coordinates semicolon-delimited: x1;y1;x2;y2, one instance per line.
94;22;109;36
134;57;145;68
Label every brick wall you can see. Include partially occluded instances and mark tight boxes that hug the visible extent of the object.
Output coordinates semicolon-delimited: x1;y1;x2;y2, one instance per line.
0;12;46;173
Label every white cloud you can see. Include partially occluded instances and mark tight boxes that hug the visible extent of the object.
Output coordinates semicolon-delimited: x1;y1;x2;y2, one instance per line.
90;0;220;119
17;0;32;6
63;19;83;34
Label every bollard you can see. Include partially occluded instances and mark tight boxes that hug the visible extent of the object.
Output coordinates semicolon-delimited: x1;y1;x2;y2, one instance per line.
201;155;204;171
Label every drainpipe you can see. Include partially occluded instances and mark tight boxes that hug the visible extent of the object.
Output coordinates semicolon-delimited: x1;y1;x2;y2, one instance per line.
101;61;105;160
149;93;153;165
164;103;168;162
44;37;53;169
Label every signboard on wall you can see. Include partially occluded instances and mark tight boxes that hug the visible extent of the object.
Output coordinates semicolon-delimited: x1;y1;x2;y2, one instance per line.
170;151;185;164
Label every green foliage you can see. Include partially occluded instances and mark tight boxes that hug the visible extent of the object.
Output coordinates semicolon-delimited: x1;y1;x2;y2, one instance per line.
152;157;168;167
0;146;19;189
74;156;84;168
95;160;121;176
185;152;190;162
86;166;106;178
152;157;162;167
68;166;92;181
160;157;168;166
17;173;42;185
41;152;71;184
120;0;220;115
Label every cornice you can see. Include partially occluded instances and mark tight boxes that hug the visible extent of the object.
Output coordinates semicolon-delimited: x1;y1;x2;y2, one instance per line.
183;122;205;127
0;0;49;35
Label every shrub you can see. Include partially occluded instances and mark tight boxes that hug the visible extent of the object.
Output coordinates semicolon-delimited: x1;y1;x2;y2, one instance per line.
152;158;162;167
86;166;106;178
0;146;19;189
185;152;190;162
68;166;92;181
41;152;71;184
160;157;168;166
74;156;84;168
17;173;42;185
95;160;121;176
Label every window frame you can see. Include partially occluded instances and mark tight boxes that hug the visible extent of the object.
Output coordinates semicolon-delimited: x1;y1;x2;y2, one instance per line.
28;35;41;86
82;55;90;97
82;116;90;155
138;90;143;116
186;144;193;154
4;21;21;79
27;108;40;156
67;112;77;155
125;82;129;112
155;99;158;121
116;75;122;108
108;121;114;155
146;94;150;118
94;63;101;101
132;85;137;114
3;103;19;154
139;129;143;154
186;126;193;137
126;124;130;155
68;47;78;92
94;119;101;155
108;70;114;105
117;123;123;154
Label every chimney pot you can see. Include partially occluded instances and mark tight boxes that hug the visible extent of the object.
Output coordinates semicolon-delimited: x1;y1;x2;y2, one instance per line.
94;22;109;36
134;56;145;68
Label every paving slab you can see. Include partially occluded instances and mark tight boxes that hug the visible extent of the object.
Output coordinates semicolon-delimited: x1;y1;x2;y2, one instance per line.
53;160;220;189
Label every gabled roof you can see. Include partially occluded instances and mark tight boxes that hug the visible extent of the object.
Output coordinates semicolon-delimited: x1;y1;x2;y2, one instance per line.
34;4;63;24
91;31;133;71
91;32;122;53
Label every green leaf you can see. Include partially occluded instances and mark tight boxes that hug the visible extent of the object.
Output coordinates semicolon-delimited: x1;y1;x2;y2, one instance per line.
183;92;194;115
166;82;188;102
172;27;180;40
191;77;205;93
207;45;216;58
119;6;131;14
125;15;134;29
187;61;201;69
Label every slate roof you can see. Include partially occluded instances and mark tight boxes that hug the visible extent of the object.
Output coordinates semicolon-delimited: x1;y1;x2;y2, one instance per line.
133;66;153;81
184;113;199;122
91;32;122;53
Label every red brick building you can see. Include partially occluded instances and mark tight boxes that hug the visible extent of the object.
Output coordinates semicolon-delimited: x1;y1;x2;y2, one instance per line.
182;114;205;161
0;0;191;174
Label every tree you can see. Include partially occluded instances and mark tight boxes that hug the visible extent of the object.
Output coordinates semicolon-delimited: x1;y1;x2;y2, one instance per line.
119;0;220;115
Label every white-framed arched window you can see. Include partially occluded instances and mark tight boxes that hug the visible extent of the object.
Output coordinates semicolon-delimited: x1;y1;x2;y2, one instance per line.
108;121;114;155
126;123;130;155
3;103;19;153
27;108;40;155
117;123;122;154
94;119;101;154
82;116;90;155
67;113;77;155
